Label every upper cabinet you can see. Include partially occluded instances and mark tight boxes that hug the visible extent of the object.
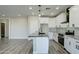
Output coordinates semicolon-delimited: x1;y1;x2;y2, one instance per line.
69;6;79;27
39;17;49;24
55;12;67;27
48;18;56;28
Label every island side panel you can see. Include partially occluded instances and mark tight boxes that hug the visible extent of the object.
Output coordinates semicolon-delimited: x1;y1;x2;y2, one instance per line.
33;37;49;54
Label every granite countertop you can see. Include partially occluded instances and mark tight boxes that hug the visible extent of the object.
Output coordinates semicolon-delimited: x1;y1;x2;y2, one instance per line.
65;35;79;40
52;31;79;40
28;32;48;37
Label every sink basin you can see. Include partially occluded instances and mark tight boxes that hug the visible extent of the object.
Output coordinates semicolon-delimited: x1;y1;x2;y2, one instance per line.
38;32;45;35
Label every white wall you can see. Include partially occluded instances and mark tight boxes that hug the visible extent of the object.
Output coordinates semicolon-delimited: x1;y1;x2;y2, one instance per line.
9;16;51;39
9;17;28;39
28;16;40;35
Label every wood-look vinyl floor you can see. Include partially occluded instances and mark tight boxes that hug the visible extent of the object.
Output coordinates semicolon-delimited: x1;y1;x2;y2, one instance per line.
0;39;32;54
0;38;68;54
49;40;68;54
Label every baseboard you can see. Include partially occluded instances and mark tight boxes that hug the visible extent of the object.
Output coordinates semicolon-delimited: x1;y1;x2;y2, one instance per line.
9;37;28;39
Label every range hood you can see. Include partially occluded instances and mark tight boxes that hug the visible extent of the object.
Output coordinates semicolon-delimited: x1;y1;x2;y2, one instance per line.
61;7;70;24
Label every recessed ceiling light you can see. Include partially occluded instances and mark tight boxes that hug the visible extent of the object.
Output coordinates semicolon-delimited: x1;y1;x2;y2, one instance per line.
46;8;51;10
38;14;41;16
56;7;59;10
29;7;33;10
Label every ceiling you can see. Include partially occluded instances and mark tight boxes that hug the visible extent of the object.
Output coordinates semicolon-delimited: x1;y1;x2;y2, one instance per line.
0;5;72;17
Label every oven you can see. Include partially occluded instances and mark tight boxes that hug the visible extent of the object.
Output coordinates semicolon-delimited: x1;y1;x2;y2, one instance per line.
58;33;64;46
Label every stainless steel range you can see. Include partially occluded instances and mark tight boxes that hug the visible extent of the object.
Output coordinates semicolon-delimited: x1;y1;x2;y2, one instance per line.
58;33;64;46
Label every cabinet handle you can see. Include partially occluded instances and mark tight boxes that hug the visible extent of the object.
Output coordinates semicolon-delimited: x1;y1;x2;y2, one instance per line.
76;41;79;43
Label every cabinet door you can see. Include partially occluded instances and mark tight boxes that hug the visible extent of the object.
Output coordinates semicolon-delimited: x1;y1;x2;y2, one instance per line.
64;36;73;53
33;37;36;53
33;37;49;54
53;33;58;42
70;6;79;27
67;37;74;53
69;38;75;54
39;17;49;24
64;36;69;50
64;36;70;52
68;37;73;53
72;39;79;54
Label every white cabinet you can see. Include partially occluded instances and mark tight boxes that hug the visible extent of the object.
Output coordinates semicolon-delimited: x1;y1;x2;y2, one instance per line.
72;39;79;54
48;32;53;40
33;37;49;54
48;18;56;28
55;13;66;27
64;36;69;51
64;36;74;53
64;36;70;52
39;17;49;24
69;6;79;27
53;33;58;42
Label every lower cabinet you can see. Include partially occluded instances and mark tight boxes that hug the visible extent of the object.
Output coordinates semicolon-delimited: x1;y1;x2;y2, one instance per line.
53;33;58;43
64;36;69;52
48;32;53;40
72;39;79;54
33;37;49;54
64;36;79;54
64;36;74;53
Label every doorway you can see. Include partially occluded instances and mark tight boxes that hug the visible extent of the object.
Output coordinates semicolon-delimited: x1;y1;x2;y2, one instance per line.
1;23;5;38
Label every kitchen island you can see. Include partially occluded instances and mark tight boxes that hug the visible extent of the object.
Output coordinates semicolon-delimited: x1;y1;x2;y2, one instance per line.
29;33;49;54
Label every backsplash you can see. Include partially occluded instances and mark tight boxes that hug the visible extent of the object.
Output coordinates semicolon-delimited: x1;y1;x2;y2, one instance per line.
49;27;79;36
49;27;67;34
74;28;79;36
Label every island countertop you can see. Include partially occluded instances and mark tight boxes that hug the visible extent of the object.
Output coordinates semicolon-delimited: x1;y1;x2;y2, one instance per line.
28;32;48;37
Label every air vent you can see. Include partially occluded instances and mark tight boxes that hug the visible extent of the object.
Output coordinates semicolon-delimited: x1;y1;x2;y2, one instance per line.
38;5;41;7
46;8;51;10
